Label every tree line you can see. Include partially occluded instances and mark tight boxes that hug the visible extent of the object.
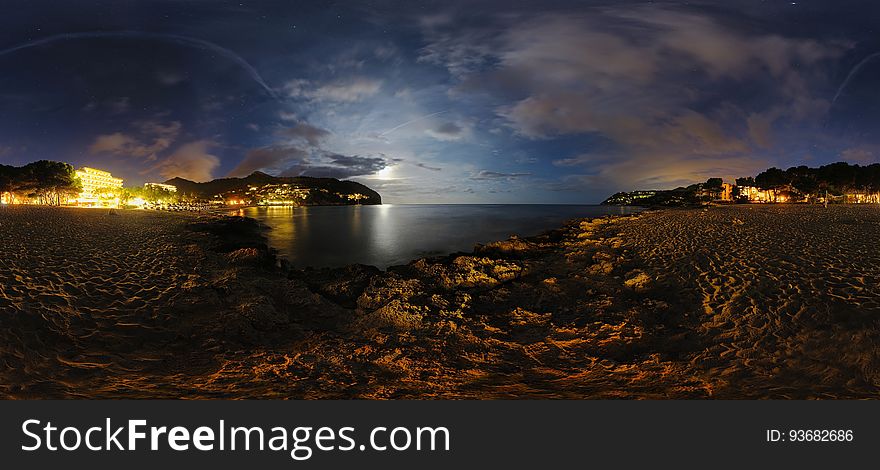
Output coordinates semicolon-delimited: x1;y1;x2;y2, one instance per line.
0;161;82;205
736;162;880;196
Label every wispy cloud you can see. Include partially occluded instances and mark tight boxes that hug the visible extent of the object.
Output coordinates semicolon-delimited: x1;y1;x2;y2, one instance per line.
285;77;383;103
470;170;530;181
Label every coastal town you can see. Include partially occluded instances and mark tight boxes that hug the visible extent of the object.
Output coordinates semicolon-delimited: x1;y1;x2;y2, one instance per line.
603;162;880;206
0;161;378;209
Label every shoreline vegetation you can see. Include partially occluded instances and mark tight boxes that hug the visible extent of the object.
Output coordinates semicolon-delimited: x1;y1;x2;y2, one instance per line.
1;204;878;398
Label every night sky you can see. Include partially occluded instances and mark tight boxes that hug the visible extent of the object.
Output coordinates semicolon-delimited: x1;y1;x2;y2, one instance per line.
1;0;878;203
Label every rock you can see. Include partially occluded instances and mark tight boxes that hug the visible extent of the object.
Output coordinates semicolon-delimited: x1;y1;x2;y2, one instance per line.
293;264;381;308
239;297;287;326
412;256;524;289
474;236;537;255
357;275;424;310
589;251;616;275
356;299;427;331
624;270;652;291
217;296;288;343
225;247;268;266
280;280;351;324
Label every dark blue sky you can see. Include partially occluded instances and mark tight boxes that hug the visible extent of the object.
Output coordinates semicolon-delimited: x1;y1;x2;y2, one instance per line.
0;0;879;203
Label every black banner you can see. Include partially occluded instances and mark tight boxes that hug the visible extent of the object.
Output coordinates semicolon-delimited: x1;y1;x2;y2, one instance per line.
0;401;875;468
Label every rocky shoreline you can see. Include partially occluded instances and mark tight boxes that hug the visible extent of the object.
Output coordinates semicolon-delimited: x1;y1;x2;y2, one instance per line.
158;209;710;398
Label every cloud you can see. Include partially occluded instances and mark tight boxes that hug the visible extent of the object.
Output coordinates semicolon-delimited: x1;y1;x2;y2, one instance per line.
230;143;397;180
108;97;131;114
282;153;397;179
278;111;298;121
414;162;442;171
552;154;597;167
425;121;466;141
285;77;383;102
470;170;531;181
154;140;220;182
840;147;878;164
278;122;332;146
156;70;185;86
418;20;499;78
747;113;775;149
229;146;309;177
88;120;181;161
424;7;845;188
373;44;397;61
232;108;396;179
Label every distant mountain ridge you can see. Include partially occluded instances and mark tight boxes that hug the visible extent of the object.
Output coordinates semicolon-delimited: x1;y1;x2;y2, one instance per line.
164;171;382;205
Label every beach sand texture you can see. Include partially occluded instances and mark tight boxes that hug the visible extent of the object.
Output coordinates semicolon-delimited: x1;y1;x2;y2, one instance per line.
1;204;878;398
0;207;221;397
617;205;880;397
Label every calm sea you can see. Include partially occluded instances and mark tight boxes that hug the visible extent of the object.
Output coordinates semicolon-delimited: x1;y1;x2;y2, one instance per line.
234;204;642;269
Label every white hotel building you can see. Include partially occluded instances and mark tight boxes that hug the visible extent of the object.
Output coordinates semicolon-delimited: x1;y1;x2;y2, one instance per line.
74;167;124;207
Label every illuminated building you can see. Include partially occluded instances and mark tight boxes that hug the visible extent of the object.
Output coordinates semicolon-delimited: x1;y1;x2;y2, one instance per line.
245;183;312;206
145;182;178;192
736;185;807;203
720;183;734;202
74;167;124;207
698;183;735;202
845;192;880;204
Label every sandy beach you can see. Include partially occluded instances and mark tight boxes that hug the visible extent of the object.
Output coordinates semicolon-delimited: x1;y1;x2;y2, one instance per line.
0;206;281;398
617;205;880;398
1;204;878;398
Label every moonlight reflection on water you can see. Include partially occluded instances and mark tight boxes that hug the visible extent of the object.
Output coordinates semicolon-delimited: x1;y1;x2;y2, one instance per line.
237;204;642;268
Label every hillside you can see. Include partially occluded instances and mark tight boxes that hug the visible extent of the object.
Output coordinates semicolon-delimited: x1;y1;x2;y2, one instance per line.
165;171;382;205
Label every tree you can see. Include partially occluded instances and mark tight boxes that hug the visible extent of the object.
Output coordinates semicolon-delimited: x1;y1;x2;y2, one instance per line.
755;167;788;189
735;176;755;187
817;162;857;195
0;161;81;205
24;161;81;205
0;164;17;203
705;177;723;189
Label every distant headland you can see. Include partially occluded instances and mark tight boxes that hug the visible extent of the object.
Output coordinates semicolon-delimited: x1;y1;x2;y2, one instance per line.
603;162;880;207
164;171;381;206
0;161;381;209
